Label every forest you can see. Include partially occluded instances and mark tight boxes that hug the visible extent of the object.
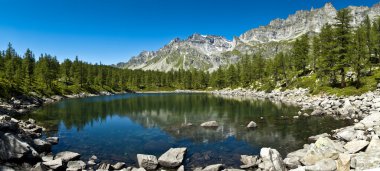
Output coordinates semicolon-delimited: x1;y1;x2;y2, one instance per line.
1;8;380;97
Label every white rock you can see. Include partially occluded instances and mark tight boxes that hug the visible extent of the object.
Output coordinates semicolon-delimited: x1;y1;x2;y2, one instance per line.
200;121;219;127
246;121;257;128
158;147;186;168
137;154;158;170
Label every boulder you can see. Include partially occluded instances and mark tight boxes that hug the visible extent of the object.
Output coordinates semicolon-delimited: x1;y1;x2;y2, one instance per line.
311;109;324;116
158;147;186;168
200;121;218;127
137;154;158;170
112;162;126;170
335;127;355;141
308;133;330;142
42;154;54;162
360;112;380;129
240;155;257;168
259;148;286;171
283;157;301;169
31;162;48;171
366;136;380;152
54;151;80;162
246;121;257;128
32;139;52;153
301;137;345;166
67;160;86;171
351;151;380;170
304;158;336;171
336;153;350;171
202;164;223;171
46;137;59;145
177;165;185;171
343;140;369;154
42;158;63;170
0;132;39;160
98;163;111;170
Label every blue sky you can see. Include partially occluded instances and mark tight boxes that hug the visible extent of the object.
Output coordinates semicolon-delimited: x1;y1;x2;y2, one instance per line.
0;0;379;65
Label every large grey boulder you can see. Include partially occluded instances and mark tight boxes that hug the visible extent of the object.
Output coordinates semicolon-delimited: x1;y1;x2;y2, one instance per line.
304;158;336;171
351;151;380;170
343;140;369;154
284;157;301;169
200;121;218;127
366;136;380;152
301;137;345;166
42;158;63;170
0;132;39;160
54;151;80;162
32;139;52;153
335;126;356;141
158;147;187;168
259;148;286;171
360;112;380;129
67;160;86;171
137;154;158;170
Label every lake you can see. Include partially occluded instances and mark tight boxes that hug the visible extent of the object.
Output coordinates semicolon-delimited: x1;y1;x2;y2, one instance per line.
22;93;351;168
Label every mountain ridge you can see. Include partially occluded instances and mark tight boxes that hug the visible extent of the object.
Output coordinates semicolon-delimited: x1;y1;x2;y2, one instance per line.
116;2;380;72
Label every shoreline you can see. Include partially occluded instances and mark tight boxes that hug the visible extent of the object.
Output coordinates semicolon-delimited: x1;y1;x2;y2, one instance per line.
0;89;380;170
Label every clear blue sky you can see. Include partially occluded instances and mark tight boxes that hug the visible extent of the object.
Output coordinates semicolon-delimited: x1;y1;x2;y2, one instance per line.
0;0;379;65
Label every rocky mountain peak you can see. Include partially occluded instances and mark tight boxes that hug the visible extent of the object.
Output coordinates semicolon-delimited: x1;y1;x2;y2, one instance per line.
117;2;380;72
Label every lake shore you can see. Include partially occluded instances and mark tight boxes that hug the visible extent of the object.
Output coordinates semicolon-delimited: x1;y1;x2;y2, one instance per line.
0;89;380;170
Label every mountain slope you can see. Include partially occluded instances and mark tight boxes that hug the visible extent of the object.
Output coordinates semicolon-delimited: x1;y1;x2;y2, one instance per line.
117;2;380;72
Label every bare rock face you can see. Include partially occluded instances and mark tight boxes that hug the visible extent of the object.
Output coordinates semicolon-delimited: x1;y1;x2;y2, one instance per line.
137;154;158;170
0;132;39;161
158;147;187;168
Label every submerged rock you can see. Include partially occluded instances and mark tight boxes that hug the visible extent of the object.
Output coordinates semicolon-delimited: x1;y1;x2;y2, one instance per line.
158;147;186;168
137;154;158;170
202;164;223;171
200;121;218;127
246;121;257;128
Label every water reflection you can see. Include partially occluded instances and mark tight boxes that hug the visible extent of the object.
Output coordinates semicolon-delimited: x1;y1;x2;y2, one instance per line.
22;93;351;168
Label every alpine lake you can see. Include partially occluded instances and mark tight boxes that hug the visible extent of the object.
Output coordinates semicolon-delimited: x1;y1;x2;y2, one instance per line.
19;93;351;169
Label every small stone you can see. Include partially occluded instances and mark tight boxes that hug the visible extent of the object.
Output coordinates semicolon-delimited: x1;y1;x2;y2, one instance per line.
42;158;63;170
200;121;218;127
67;160;86;170
246;121;257;128
112;162;126;170
202;164;223;171
54;151;80;162
46;137;59;144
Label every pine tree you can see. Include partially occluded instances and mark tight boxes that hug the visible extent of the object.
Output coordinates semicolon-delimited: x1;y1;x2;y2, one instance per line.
352;25;369;88
334;8;353;87
22;49;35;91
292;34;310;74
319;24;338;85
61;59;72;86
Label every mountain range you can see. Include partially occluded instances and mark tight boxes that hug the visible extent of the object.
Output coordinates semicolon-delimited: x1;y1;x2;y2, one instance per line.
115;2;380;72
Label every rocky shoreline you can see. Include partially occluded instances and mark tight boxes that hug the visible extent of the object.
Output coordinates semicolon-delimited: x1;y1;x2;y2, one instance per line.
212;88;380;170
1;89;380;170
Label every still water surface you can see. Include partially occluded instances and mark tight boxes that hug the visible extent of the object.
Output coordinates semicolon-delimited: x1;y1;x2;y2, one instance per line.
24;93;351;168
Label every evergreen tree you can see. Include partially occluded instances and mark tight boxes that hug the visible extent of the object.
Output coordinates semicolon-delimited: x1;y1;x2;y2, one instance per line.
334;8;353;87
22;49;35;91
292;34;310;74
